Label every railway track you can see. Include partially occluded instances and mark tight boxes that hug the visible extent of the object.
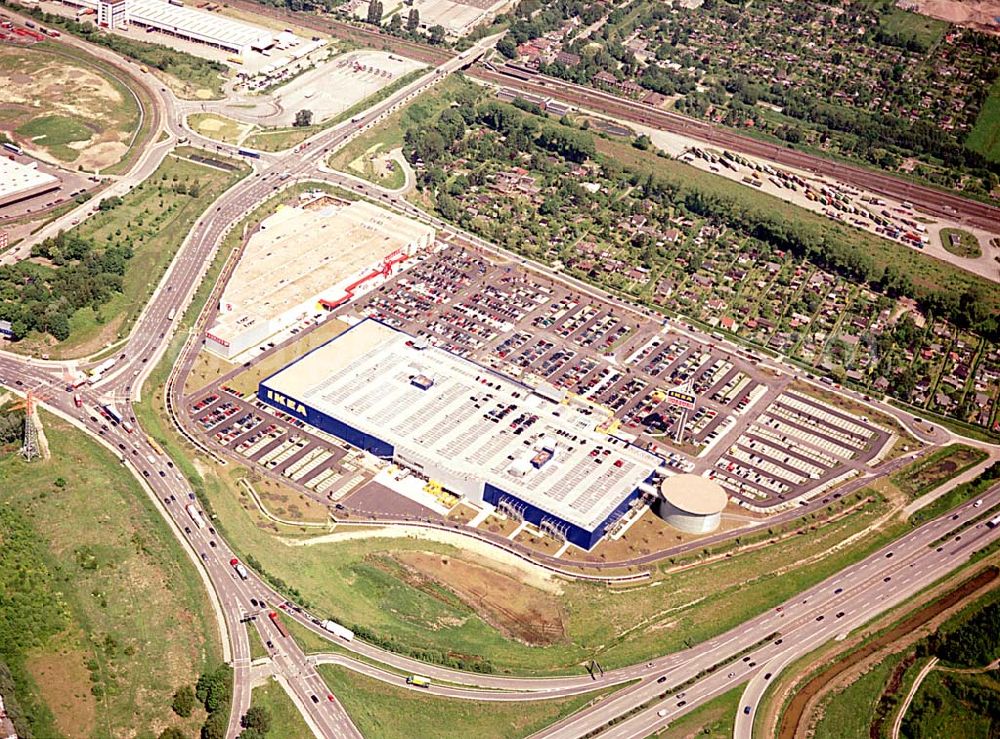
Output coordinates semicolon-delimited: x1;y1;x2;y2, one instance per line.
211;4;999;232
473;65;1000;232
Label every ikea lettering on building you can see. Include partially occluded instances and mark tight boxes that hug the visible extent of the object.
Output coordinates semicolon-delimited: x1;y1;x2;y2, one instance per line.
259;319;662;549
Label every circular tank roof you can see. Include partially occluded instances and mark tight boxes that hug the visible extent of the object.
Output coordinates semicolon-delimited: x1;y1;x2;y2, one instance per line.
659;474;728;515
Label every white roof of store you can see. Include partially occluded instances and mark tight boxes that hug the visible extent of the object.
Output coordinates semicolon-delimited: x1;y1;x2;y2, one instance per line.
0;157;59;200
130;0;274;51
210;200;434;345
262;319;661;531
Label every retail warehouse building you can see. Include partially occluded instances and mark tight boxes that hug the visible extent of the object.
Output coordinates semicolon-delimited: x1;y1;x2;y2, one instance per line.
206;200;435;360
66;0;275;56
259;319;664;549
0;157;59;208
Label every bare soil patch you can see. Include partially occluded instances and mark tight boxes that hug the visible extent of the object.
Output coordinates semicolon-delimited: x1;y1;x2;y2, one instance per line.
390;550;567;645
26;641;98;739
900;0;1000;33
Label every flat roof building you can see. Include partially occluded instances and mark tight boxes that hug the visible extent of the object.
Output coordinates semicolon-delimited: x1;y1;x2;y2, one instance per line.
259;319;663;549
68;0;275;56
206;200;435;359
0;157;60;209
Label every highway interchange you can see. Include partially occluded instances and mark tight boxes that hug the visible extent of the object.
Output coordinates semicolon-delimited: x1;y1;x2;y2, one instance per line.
2;14;1000;739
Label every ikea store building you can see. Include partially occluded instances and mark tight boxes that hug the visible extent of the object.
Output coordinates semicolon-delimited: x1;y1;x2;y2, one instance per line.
259;319;663;549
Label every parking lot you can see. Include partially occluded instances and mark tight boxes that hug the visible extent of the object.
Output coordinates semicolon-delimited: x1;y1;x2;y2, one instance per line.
184;243;896;516
188;385;371;500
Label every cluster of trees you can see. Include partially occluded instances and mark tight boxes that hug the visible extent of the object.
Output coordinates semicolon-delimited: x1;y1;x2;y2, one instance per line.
933;596;1000;666
501;0;604;48
385;8;420;36
0;1;226;83
904;673;1000;736
365;0;383;25
192;664;233;739
238;705;272;739
405;99;594;173
0;229;131;342
247;0;341;12
0;407;23;447
293;109;314;127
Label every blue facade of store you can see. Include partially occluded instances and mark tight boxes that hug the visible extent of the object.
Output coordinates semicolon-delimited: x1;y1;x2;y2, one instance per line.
483;482;641;550
257;385;395;460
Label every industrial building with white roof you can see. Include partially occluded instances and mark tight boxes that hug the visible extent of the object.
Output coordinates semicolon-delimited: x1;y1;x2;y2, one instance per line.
69;0;275;56
206;200;435;359
259;319;663;549
0;157;60;208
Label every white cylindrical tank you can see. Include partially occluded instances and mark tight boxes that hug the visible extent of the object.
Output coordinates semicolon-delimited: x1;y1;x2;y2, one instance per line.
655;474;728;534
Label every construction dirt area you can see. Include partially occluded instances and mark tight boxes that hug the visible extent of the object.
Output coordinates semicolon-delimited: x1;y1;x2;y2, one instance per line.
385;549;568;646
0;46;139;171
898;0;1000;33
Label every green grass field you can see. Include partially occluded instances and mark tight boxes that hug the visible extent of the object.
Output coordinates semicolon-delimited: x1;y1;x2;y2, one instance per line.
0;412;220;738
811;653;901;739
250;677;313;738
653;686;741;737
187;113;249;145
966;77;1000;163
19;149;246;359
16;114;92;162
940;228;984;259
248;624;268;661
877;4;947;49
316;664;618;739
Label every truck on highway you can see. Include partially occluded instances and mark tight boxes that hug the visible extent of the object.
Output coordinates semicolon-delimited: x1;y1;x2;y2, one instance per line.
321;619;354;642
406;675;431;688
121;419;134;434
268;611;289;638
102;404;123;424
73;393;83;408
230;558;249;580
186;504;206;528
237;147;261;160
988;515;1000;529
167;307;177;321
88;357;116;383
